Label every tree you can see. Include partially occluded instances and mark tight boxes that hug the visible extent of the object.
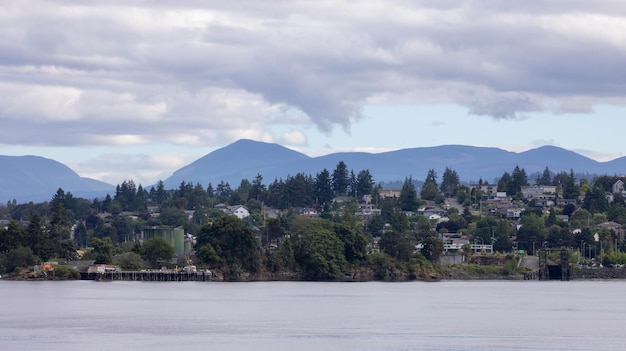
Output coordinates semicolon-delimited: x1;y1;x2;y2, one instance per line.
2;246;37;273
315;169;334;205
510;166;529;198
474;217;513;252
516;213;546;255
152;180;168;205
140;237;174;267
420;183;441;201
290;217;348;280
284;173;315;207
0;220;27;252
249;173;266;202
334;223;368;265
562;169;580;199
91;237;113;264
27;214;54;261
355;169;374;198
195;216;261;274
536;167;552;186
440;167;460;197
379;230;413;261
399;176;418;211
332;161;349;196
420;235;444;262
159;207;188;227
582;185;609;214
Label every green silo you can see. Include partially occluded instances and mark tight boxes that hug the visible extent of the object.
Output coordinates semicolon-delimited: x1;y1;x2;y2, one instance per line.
143;226;185;255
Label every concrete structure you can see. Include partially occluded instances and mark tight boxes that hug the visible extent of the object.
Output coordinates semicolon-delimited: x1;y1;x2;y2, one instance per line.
143;226;186;255
521;185;557;200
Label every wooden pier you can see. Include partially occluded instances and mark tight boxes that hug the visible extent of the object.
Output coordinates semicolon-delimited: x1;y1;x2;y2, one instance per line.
81;270;213;282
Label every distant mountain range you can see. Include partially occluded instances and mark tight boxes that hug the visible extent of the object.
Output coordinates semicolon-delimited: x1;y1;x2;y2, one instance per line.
2;139;626;203
0;155;114;203
162;139;626;189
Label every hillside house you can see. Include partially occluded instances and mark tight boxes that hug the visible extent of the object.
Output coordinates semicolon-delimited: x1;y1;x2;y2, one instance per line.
379;189;402;199
419;207;448;218
521;185;557;200
215;204;250;219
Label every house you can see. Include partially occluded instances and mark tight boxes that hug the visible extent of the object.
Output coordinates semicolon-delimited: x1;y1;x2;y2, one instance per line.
379;189;402;199
593;221;625;241
507;207;524;220
613;179;625;194
214;204;250;219
355;203;381;222
226;205;250;220
263;207;280;219
419;207;448;218
297;207;319;219
521;185;557;200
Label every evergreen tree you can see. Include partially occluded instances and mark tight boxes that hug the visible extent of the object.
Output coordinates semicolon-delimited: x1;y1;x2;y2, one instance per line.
562;169;580;199
73;221;88;248
440;167;460;197
332;161;349;196
536;167;552;186
355;169;374;198
315;169;334;205
420;169;441;201
249;174;266;202
399;176;418;211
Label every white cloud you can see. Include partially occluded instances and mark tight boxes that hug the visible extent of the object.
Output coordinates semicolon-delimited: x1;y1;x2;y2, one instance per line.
280;130;308;147
2;0;626;184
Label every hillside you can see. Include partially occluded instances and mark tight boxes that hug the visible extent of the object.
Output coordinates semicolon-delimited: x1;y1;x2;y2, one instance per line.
3;140;625;203
0;155;114;203
162;140;618;188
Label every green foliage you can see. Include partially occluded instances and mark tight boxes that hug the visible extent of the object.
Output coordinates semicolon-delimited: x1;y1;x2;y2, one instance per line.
290;217;348;280
516;213;546;255
140;237;174;267
196;243;220;267
399;176;418;211
117;252;144;270
582;185;609;214
332;161;349;196
91;237;113;264
51;265;80;279
367;252;403;280
315;169;334;205
420;235;444;262
379;231;413;261
1;246;38;273
195;216;261;274
440;167;460;197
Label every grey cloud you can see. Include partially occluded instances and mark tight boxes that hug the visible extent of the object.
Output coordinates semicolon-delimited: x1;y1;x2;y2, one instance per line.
1;0;626;147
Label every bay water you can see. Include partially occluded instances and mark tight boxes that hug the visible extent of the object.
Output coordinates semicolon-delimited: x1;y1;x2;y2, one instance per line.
0;280;624;350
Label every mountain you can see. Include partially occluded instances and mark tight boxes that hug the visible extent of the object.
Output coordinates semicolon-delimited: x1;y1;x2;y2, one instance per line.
162;139;624;189
0;155;115;203
163;139;311;188
3;140;624;204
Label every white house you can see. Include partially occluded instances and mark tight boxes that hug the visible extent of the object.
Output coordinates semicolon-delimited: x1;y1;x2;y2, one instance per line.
226;205;250;219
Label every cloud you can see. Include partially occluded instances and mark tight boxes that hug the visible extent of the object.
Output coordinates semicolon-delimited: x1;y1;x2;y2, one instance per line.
2;0;626;150
71;152;197;186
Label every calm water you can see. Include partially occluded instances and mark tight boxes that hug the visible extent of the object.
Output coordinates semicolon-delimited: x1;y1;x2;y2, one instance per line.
0;279;624;350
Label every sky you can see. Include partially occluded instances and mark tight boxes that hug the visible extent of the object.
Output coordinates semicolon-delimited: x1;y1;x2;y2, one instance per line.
2;1;626;186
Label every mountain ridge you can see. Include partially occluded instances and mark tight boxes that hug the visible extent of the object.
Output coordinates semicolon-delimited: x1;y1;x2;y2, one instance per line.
2;140;626;203
162;140;625;189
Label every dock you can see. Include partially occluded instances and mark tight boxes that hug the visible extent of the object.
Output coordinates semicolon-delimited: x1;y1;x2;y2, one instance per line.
81;270;213;281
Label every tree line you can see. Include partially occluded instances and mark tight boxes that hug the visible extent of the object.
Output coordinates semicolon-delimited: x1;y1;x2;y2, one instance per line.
3;161;626;278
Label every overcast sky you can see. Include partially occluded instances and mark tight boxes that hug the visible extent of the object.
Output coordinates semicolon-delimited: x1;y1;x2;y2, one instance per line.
2;1;626;186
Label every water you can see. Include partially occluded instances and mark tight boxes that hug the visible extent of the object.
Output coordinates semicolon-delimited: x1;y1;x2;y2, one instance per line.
0;280;624;350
